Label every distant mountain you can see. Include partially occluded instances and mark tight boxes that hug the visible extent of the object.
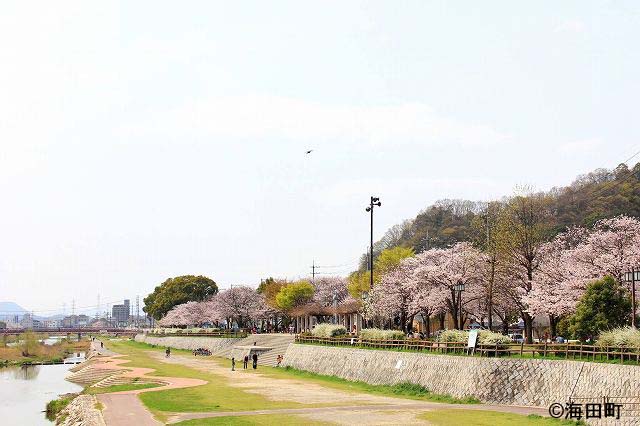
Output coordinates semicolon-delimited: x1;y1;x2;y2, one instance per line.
0;301;28;321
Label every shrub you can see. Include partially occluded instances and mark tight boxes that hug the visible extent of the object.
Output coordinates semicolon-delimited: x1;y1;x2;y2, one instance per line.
436;330;512;346
360;328;405;340
311;323;347;338
436;329;468;343
597;327;640;348
477;330;512;346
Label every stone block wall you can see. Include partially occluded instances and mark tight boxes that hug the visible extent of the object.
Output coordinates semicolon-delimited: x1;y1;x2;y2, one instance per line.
134;334;241;353
283;344;640;409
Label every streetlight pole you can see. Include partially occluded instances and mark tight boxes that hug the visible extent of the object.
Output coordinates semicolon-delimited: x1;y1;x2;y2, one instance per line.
365;196;381;290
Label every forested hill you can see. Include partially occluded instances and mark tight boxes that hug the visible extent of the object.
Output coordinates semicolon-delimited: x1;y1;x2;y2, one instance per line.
362;162;640;269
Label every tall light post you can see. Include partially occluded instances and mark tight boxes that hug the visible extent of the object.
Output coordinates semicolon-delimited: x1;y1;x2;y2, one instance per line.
624;268;640;328
365;196;381;290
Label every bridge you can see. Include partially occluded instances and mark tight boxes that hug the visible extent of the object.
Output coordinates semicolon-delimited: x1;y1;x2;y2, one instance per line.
0;327;142;336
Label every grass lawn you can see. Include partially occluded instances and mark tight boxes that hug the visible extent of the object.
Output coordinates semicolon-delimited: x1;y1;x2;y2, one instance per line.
254;365;479;404
419;410;585;426
175;414;332;425
84;383;162;394
103;340;309;418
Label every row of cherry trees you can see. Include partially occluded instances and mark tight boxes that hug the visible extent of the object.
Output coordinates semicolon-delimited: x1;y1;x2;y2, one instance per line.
369;215;640;341
157;277;352;329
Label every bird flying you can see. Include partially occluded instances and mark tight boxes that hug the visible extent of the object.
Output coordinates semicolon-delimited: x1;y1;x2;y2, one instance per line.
305;149;313;154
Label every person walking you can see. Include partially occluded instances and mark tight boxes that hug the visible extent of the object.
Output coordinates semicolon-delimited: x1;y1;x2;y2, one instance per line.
243;355;249;369
100;341;104;349
166;347;171;358
252;352;258;369
231;357;236;371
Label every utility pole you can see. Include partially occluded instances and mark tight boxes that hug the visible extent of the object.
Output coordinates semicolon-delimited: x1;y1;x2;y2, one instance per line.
136;295;140;328
96;294;100;319
365;196;381;290
311;260;316;283
71;299;75;317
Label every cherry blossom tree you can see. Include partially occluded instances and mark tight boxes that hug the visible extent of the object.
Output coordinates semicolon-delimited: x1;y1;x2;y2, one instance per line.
413;242;486;330
208;286;266;328
370;257;420;331
312;276;349;307
524;227;589;336
575;215;640;282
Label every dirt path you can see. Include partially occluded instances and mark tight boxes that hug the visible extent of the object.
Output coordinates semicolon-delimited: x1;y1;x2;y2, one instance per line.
84;341;207;426
99;394;162;426
157;353;549;425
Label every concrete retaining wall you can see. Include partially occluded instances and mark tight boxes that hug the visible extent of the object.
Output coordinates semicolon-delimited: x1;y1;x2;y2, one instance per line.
134;334;241;353
283;344;640;408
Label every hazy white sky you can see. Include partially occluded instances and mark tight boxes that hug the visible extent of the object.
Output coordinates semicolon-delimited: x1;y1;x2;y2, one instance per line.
1;1;639;315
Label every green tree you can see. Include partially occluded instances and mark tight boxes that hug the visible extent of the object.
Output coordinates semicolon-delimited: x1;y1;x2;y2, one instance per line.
348;246;414;298
275;280;314;311
569;276;631;341
143;275;218;320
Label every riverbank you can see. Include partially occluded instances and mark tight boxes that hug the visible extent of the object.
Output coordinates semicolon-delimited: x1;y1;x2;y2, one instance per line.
0;333;89;367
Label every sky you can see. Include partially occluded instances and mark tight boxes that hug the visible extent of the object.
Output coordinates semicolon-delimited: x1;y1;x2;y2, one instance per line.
1;1;639;316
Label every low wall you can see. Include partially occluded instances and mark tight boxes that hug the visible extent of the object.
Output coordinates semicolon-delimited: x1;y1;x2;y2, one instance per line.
134;334;241;353
283;344;640;408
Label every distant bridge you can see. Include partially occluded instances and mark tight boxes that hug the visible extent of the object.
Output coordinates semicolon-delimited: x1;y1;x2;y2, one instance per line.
0;327;142;336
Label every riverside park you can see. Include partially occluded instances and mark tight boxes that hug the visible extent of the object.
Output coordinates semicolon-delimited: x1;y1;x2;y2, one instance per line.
3;1;640;425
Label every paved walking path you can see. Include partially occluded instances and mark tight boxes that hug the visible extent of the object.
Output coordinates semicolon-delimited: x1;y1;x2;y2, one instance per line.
99;393;162;426
167;402;548;424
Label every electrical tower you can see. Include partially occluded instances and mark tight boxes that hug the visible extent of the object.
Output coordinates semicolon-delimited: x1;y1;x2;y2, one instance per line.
136;295;140;328
71;299;75;316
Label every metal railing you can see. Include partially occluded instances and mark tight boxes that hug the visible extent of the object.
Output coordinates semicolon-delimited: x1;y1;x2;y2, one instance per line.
295;335;640;364
147;329;248;338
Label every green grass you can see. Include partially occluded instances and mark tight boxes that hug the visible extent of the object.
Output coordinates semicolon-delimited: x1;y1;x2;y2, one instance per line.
84;382;162;394
175;414;332;425
257;365;479;404
419;410;586;426
45;395;75;421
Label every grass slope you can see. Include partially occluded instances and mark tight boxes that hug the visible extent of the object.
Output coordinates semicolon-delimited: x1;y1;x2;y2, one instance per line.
420;410;585;426
257;365;479;404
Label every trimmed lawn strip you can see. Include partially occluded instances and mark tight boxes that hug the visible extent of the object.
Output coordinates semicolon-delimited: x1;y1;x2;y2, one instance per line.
174;414;333;425
84;383;162;394
419;410;585;426
253;365;479;404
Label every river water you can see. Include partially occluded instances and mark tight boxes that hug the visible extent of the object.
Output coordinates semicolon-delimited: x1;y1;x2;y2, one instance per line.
0;353;85;425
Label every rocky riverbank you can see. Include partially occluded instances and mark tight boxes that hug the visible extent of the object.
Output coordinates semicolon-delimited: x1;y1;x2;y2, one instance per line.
57;395;105;426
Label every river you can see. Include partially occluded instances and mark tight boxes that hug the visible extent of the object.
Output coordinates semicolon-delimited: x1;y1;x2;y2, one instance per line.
0;353;85;425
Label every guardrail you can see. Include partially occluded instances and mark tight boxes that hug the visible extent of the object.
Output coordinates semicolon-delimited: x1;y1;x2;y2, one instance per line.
295;335;640;364
146;330;248;338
